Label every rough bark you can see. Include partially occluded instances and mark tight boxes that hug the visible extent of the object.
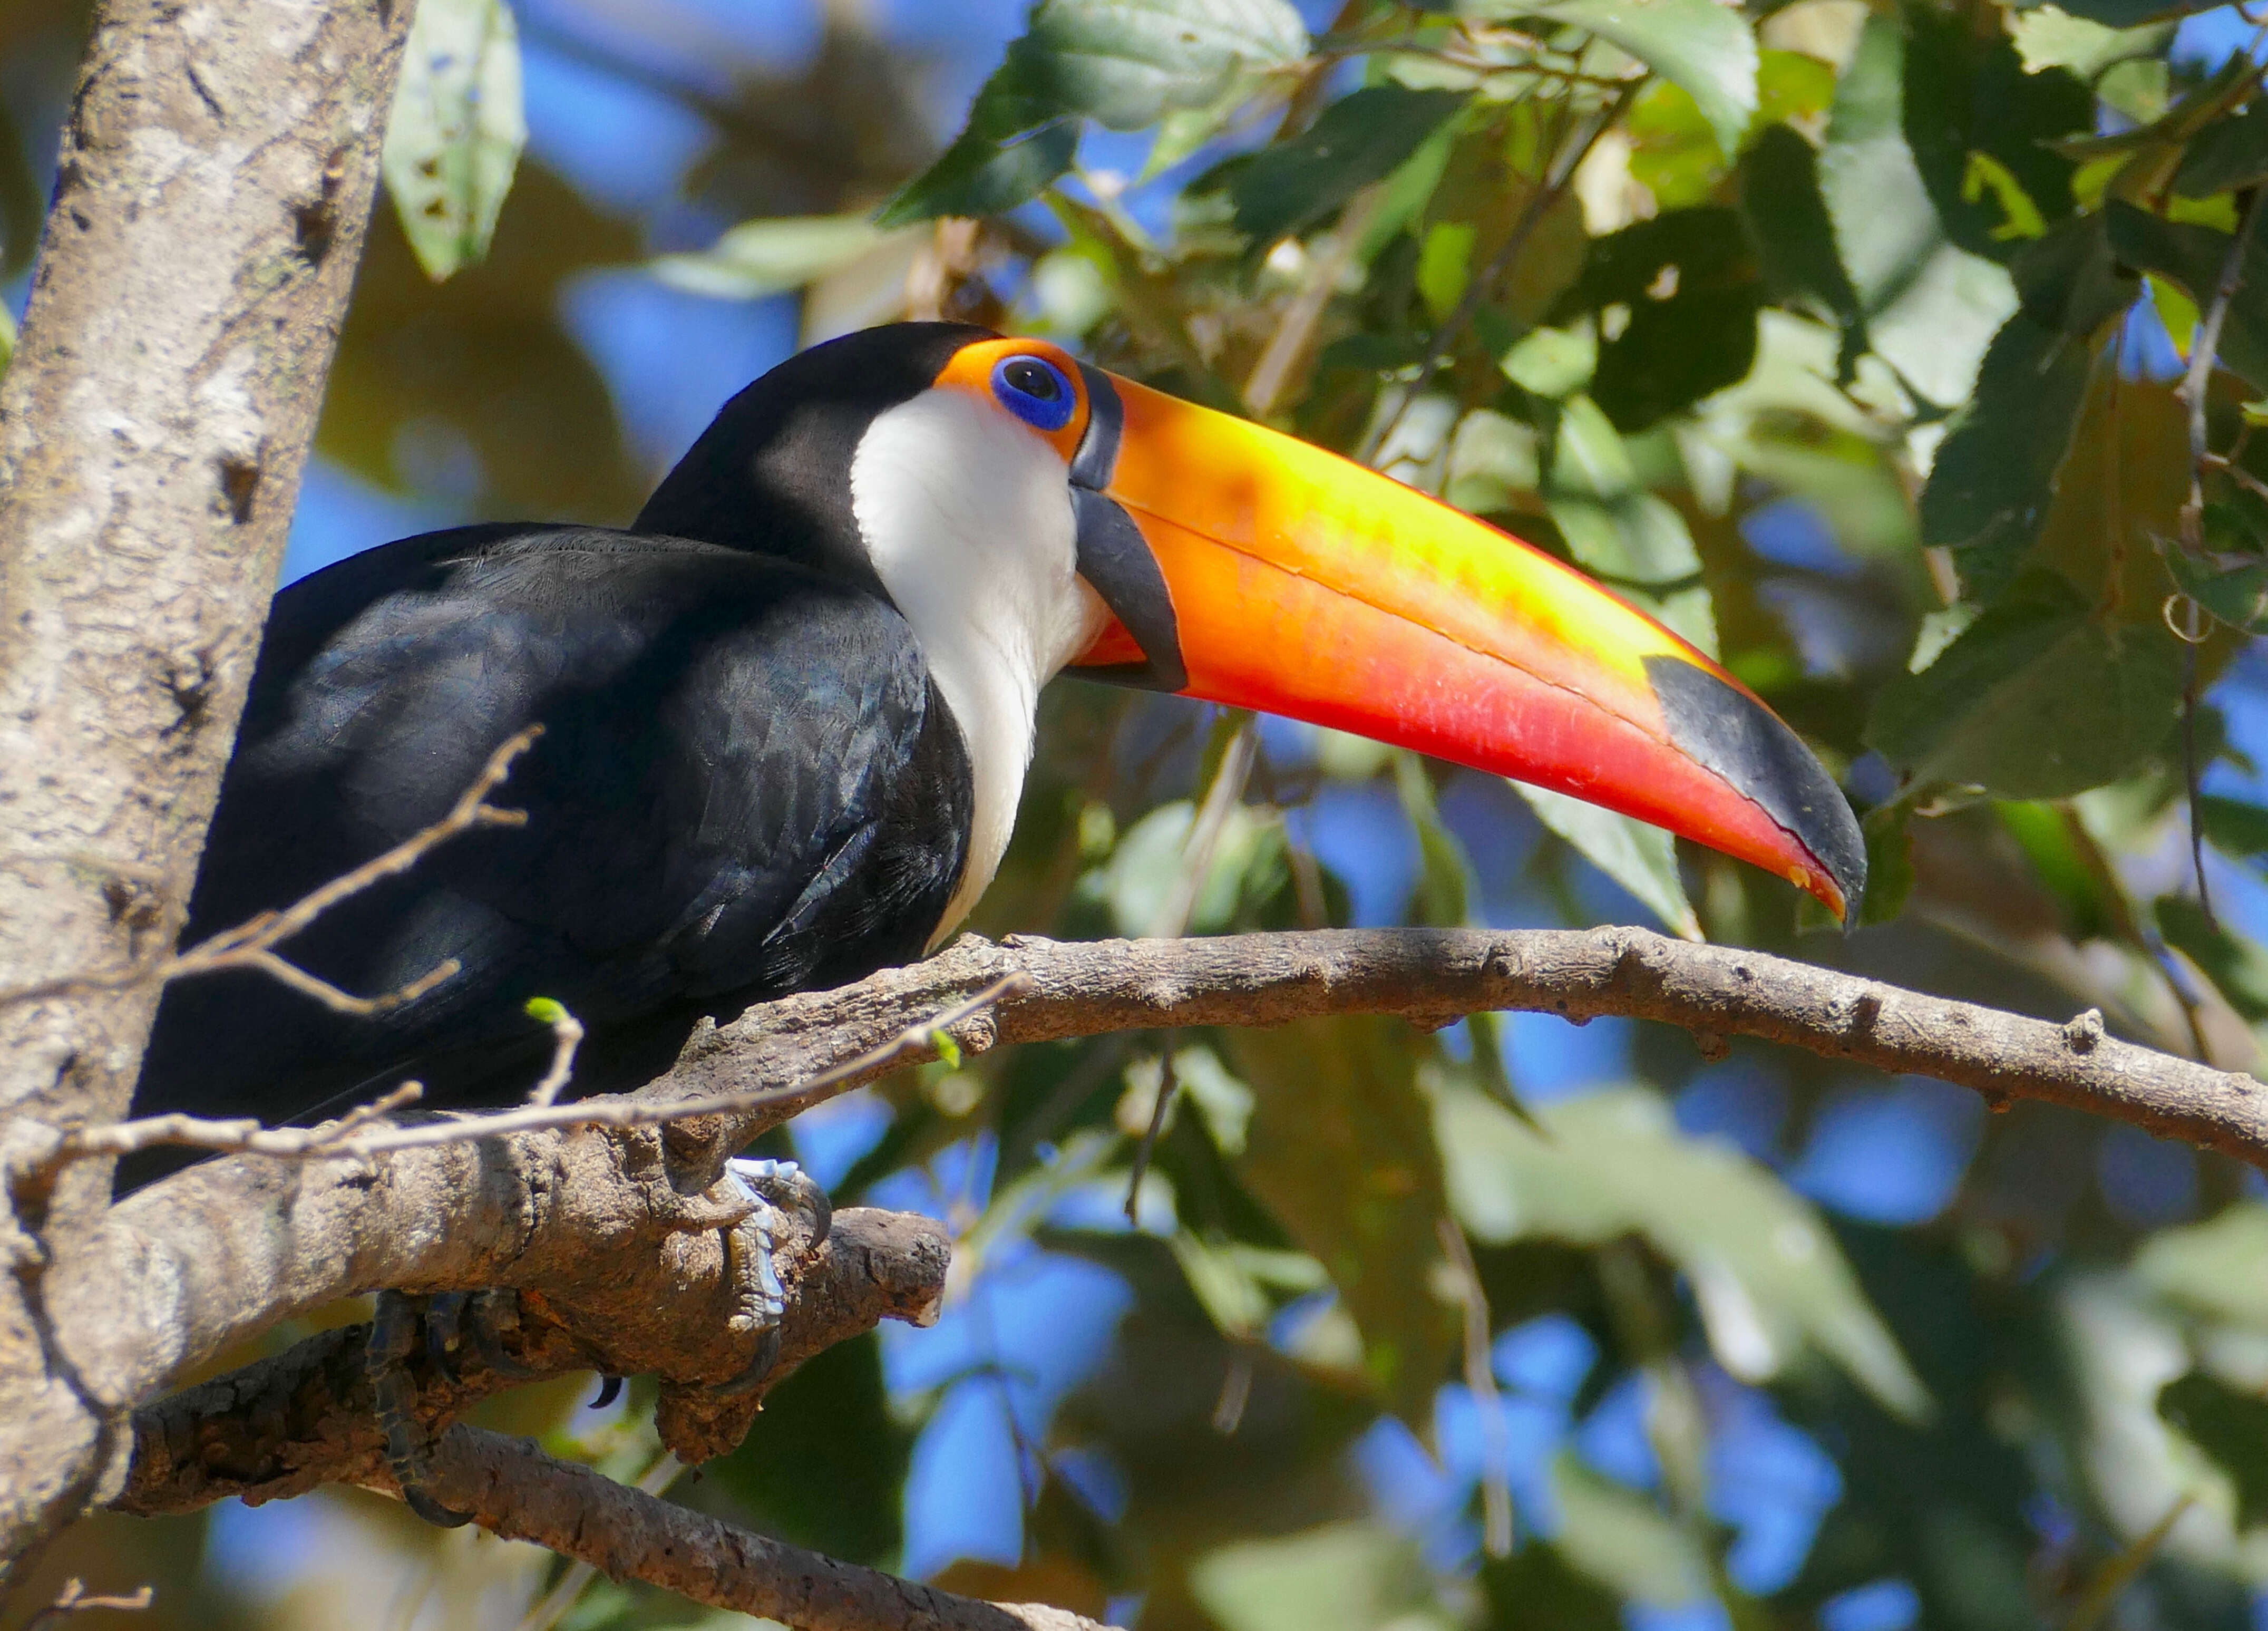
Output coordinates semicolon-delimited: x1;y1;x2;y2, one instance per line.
70;921;2263;1463
657;927;2268;1167
0;0;414;1575
408;1426;1117;1631
116;1206;950;1514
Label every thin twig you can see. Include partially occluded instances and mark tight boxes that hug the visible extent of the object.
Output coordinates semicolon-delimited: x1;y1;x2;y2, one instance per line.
523;1003;586;1109
0;727;541;1015
24;1580;155;1631
1436;1215;1513;1558
53;976;1031;1167
2172;187;2263;924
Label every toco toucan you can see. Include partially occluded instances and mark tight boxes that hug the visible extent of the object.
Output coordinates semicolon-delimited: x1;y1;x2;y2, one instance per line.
130;321;1864;1148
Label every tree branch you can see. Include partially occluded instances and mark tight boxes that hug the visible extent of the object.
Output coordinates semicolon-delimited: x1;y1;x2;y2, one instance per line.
69;922;2264;1453
405;1425;1119;1631
116;1205;950;1514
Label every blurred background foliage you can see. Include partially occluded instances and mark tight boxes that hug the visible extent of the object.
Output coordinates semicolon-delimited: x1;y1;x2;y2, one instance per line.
30;0;2268;1625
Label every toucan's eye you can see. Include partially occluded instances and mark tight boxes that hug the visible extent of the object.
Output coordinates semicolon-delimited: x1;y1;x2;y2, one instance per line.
991;355;1076;433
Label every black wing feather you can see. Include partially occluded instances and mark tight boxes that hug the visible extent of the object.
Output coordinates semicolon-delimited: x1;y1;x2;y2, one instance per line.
132;525;971;1132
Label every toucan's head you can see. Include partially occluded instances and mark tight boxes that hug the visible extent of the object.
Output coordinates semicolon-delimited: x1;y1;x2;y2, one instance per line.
640;322;1866;923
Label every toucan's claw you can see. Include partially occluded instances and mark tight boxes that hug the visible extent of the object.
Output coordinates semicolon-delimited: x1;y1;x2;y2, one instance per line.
464;1288;544;1380
590;1374;624;1410
368;1291;474;1528
423;1290;471;1378
706;1157;825;1397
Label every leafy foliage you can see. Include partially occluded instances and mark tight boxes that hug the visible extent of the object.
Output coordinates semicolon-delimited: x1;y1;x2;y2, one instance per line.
39;0;2268;1624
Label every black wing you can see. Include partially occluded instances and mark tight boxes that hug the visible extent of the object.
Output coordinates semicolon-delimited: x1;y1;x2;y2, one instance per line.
133;525;972;1131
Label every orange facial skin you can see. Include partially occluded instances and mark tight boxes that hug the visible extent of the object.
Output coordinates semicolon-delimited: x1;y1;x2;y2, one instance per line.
1068;372;1851;919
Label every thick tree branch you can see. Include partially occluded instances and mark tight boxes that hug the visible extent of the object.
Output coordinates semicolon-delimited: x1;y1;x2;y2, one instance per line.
116;1206;949;1514
404;1425;1118;1631
668;927;2268;1166
0;0;414;1574
72;923;2264;1453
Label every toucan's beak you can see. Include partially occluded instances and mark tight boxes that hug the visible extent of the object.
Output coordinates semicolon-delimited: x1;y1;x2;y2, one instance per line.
1065;366;1867;923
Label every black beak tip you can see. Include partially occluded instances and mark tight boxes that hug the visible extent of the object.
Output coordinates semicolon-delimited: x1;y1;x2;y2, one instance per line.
1643;656;1868;926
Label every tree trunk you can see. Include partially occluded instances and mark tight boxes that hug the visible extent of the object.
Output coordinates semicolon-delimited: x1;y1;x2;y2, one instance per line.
0;0;412;1581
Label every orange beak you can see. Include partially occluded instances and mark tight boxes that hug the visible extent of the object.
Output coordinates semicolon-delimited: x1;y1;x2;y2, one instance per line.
1066;368;1865;921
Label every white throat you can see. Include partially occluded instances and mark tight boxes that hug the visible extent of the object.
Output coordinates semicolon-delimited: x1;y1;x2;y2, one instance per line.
849;389;1105;943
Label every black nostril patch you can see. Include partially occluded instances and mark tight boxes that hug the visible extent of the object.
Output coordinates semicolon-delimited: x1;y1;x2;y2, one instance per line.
1643;654;1867;918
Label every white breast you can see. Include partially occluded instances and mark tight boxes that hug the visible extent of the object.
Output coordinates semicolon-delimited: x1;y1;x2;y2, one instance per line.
849;389;1106;944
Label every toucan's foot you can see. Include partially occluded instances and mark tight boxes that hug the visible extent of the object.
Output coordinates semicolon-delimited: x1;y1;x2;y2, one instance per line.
709;1157;830;1397
423;1288;544;1382
367;1291;474;1528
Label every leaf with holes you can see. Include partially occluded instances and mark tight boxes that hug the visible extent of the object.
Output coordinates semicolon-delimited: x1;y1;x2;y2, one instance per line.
383;0;526;282
1522;0;1759;159
1231;87;1468;246
882;0;1308;225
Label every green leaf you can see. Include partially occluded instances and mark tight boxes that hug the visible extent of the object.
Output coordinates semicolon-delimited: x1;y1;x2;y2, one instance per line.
522;996;568;1026
1231;86;1468;245
2177;107;2268;197
383;0;526;281
1550;1459;1713;1606
2200;794;2268;862
2105;200;2268;391
1902;5;2090;265
1018;0;1308;131
1860;799;1917;926
1866;570;2185;798
1529;0;1760;159
1515;782;1704;940
2050;0;2227;27
2135;1201;2268;1327
883;0;1307;226
2166;548;2268;633
1740;123;1861;325
1431;1081;1929;1417
1228;1016;1457;1423
1500;322;1598;399
2009;6;2176;82
651;215;916;300
879;111;1079;227
2156;894;2268;1020
1555;206;1764;432
1917;312;2104;601
2158;1371;2268;1527
1191;1521;1435;1631
1819;14;2018;406
706;1333;909;1564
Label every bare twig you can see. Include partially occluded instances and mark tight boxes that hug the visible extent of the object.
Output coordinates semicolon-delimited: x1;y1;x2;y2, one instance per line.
23;1579;154;1631
163;726;542;1008
1436;1215;1513;1559
524;1001;587;1109
57;1083;425;1161
51;976;1031;1169
0;727;541;1016
413;1425;1119;1631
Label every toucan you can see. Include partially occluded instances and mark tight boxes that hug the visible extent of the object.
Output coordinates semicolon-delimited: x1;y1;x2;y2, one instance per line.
128;321;1864;1151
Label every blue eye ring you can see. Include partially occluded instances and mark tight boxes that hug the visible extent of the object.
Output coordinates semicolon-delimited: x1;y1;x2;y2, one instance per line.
990;354;1076;433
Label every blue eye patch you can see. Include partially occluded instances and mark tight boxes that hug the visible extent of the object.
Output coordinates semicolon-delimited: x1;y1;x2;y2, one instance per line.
990;354;1076;433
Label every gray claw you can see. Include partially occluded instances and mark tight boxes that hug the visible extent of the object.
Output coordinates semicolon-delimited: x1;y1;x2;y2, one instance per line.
465;1288;543;1380
425;1290;470;1378
367;1291;473;1529
706;1157;831;1396
727;1156;832;1245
